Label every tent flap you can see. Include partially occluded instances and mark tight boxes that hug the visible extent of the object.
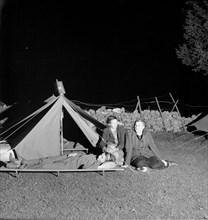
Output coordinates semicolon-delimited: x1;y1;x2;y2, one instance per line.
16;97;63;160
190;114;208;133
63;99;99;146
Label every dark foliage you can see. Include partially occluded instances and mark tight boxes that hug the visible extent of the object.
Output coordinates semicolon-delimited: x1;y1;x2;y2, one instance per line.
176;0;208;75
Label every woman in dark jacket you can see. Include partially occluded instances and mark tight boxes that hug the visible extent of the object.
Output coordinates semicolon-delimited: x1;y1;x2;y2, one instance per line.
126;119;176;172
99;115;127;155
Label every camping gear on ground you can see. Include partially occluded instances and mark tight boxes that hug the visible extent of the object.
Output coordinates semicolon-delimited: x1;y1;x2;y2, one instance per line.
97;161;117;169
0;142;15;162
19;153;100;170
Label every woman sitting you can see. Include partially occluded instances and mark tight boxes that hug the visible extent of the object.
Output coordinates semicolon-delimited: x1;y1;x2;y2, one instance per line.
126;119;176;172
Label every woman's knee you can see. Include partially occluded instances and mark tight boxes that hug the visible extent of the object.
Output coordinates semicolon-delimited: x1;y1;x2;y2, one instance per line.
149;156;166;169
131;156;148;168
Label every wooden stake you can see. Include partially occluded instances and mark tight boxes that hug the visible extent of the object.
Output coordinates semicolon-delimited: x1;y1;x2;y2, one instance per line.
137;96;142;115
169;93;185;131
155;97;165;130
169;93;181;117
134;96;142;115
134;97;139;112
171;99;179;112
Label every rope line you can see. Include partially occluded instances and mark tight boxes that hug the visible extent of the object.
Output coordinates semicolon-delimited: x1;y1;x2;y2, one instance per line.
71;93;171;107
2;113;39;140
71;100;208;110
70;92;208;110
176;133;208;148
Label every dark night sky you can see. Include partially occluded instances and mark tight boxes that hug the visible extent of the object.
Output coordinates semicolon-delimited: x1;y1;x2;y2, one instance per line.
0;0;207;111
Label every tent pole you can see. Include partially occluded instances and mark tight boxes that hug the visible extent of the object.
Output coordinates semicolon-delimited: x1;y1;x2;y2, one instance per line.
60;105;64;155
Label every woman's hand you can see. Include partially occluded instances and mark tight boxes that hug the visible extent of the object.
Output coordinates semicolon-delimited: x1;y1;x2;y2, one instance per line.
161;160;168;166
106;147;115;154
106;143;117;154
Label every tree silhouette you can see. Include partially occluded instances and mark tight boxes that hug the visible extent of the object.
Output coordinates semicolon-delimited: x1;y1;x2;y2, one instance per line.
176;0;208;75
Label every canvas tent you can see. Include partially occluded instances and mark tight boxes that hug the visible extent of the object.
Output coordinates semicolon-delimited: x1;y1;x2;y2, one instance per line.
0;94;106;161
187;113;208;133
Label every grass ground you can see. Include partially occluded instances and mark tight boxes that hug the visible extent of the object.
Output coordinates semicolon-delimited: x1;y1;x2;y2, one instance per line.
0;132;207;220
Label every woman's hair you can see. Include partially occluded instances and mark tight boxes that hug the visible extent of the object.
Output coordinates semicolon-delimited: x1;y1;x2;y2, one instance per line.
106;115;118;125
133;119;147;132
96;152;116;162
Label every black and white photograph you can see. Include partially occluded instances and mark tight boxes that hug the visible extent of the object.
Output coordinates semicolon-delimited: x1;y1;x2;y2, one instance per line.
0;1;208;219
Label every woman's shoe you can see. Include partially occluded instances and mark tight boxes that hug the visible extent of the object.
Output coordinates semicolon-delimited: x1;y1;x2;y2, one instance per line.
137;167;149;172
165;160;177;167
121;164;128;168
169;161;177;166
